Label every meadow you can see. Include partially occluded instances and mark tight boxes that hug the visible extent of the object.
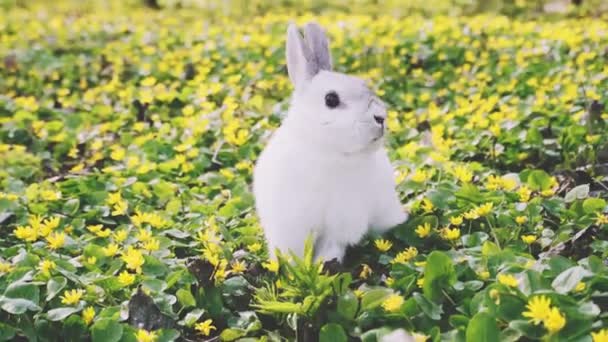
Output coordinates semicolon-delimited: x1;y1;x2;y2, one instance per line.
1;1;608;341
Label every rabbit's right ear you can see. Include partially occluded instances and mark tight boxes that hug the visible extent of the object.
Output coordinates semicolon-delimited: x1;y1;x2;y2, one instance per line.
286;23;319;89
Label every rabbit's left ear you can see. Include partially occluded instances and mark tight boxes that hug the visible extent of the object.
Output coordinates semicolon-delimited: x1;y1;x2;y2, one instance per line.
286;23;318;89
304;22;332;71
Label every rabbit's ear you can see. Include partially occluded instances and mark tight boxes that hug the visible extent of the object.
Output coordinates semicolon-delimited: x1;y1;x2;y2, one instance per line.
304;22;332;71
286;23;319;89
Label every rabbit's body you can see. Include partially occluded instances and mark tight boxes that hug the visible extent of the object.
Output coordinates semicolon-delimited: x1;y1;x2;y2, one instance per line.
253;23;407;261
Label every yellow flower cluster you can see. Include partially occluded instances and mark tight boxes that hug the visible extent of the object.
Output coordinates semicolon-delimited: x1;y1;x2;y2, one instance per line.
522;296;566;335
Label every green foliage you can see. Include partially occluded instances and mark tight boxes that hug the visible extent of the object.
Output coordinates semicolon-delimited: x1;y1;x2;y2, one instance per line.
0;1;608;341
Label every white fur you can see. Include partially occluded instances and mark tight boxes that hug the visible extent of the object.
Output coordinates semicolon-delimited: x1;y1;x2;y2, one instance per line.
252;23;407;261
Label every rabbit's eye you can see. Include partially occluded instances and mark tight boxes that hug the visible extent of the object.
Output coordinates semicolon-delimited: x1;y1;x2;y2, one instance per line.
324;91;340;109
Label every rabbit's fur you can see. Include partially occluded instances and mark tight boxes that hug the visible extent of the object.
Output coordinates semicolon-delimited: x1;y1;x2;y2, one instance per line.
253;22;407;262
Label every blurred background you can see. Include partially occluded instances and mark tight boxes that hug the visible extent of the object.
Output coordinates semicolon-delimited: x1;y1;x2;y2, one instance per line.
1;0;607;18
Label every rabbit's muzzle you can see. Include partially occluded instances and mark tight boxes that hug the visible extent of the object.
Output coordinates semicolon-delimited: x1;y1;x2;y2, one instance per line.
367;97;387;139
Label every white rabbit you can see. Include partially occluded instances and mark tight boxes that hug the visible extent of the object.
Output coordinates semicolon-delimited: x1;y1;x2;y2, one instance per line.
253;22;407;262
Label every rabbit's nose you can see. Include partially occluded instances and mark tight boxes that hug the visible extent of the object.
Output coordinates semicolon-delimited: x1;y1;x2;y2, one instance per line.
373;115;385;125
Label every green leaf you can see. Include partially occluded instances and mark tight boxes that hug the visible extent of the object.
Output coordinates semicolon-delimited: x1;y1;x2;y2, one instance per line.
577;301;600;318
0;322;17;341
496;294;526;321
582;197;606;214
526;170;552;191
219;328;246;341
413;292;442;320
466;312;499;342
337;292;358;319
62;198;80;215
319;323;347;342
142;255;169;276
62;316;88;342
222;276;250;297
91;318;123;342
4;280;40;303
47;306;82;321
423;251;456;302
449;314;469;330
47;276;67;301
360;288;392;311
551;266;592;294
176;288;196;308
0;297;41;314
157;329;180;342
565;184;589;203
179;308;205;327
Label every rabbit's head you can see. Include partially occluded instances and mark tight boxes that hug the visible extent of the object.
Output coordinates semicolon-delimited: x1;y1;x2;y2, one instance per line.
284;22;388;155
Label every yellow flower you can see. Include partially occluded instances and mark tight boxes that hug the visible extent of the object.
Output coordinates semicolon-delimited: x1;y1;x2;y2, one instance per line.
442;227;461;241
463;209;480;220
14;225;38;242
518;186;532;202
411;169;429;183
385;277;394;286
544;307;566;334
82;307;95;325
61;289;85;306
415;222;431;238
592;329;608;342
412;332;429;342
106;192;122;205
452;165;473;183
195;319;216;336
540;188;555;197
142;238;160;252
87;224;103;234
574;281;586;292
475;202;493;216
112;200;129;216
95;228;111;238
478;270;490;280
103;243;120;257
596;213;608;225
0;261;13;274
46;232;66;250
497;273;518;287
485;175;502;190
522;295;552;325
374;239;393;252
86;256;97;265
118;270;136;286
262;259;279;273
248;243;262;253
39;259;56;275
450;216;463;226
40;216;60;236
521;235;536;245
515;216;528;225
420;198;434;213
230;260;246;273
136;329;157;342
113;230;128;243
359;264;372;279
393;247;418;263
416;277;424;288
122;247;145;273
40;189;61;201
382;294;404;312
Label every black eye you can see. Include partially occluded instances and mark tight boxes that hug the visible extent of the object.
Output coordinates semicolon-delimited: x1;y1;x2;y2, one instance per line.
324;91;340;109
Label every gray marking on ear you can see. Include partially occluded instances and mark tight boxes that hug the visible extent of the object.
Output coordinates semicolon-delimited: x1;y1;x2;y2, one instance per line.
286;23;319;89
304;22;332;71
